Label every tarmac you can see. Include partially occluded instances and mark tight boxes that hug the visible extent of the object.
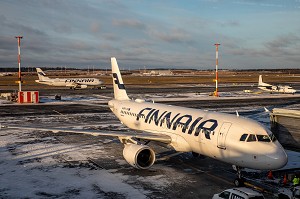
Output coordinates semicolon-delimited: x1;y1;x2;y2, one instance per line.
1;85;300;198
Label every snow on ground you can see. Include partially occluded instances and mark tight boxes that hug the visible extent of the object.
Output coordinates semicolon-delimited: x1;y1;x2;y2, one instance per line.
0;129;149;198
0;108;190;198
150;92;300;102
1;90;299;198
37;94;110;105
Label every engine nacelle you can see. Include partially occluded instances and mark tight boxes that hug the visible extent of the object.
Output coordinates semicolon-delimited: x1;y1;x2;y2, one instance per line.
78;85;88;89
123;144;155;169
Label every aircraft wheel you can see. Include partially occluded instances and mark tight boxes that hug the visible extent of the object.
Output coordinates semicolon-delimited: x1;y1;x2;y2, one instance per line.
234;178;244;187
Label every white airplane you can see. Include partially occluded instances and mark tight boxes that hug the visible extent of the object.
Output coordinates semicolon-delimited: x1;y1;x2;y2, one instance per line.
258;75;296;94
4;58;288;186
35;68;104;89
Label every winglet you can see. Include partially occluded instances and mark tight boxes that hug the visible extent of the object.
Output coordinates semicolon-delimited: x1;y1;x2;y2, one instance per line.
111;57;130;100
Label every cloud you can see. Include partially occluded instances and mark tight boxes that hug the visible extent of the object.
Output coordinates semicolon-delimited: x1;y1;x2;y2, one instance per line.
148;28;192;44
219;20;240;27
90;22;101;33
0;15;46;38
265;34;300;49
0;0;299;69
223;33;300;68
70;41;91;51
234;0;283;8
0;36;15;51
54;24;72;34
112;19;146;30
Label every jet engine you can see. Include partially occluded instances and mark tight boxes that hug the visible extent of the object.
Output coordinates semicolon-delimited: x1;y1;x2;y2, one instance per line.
123;144;155;169
78;85;88;89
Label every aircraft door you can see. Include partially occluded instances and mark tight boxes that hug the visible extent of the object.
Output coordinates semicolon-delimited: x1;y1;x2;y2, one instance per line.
217;122;232;149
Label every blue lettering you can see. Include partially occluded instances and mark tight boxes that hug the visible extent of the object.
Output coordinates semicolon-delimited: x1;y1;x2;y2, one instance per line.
145;109;156;123
159;112;180;129
172;115;192;133
148;110;167;126
137;108;152;121
188;117;203;134
194;119;218;139
136;107;218;139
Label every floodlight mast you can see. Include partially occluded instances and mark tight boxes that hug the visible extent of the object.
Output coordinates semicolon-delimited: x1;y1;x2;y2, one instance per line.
15;36;23;91
214;43;220;97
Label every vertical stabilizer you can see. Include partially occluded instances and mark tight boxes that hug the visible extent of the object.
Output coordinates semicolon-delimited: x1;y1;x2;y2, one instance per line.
36;68;50;80
258;75;263;86
111;57;130;100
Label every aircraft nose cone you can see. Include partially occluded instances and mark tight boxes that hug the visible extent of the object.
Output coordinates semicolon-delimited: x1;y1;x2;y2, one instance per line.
266;148;288;169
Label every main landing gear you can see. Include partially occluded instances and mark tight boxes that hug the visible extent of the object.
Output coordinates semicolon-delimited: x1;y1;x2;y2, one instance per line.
232;165;245;187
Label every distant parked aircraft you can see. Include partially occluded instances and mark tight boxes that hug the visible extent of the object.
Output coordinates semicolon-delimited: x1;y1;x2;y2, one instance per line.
35;68;104;89
258;75;296;94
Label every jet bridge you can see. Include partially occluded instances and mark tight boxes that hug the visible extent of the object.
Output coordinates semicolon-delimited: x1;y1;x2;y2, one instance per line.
270;108;300;151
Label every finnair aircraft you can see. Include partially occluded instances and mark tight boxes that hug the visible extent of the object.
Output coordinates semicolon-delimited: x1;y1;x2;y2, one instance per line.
5;58;288;186
35;68;104;89
258;75;296;94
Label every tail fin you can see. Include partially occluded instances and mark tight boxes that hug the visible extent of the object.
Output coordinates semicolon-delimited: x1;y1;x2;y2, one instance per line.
111;57;130;100
258;75;263;86
36;68;49;80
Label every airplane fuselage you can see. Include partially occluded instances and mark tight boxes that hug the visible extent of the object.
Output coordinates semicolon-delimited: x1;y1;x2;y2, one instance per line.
258;75;296;94
258;85;296;94
35;78;102;87
109;99;287;170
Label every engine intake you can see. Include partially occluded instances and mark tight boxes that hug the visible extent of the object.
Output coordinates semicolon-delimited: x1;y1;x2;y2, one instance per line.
123;144;155;169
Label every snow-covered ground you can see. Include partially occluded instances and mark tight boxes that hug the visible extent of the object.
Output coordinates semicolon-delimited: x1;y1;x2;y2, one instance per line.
0;90;299;198
0;129;148;199
0;123;188;198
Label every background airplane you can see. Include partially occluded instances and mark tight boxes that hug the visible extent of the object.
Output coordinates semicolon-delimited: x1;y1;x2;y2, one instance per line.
258;75;296;94
35;68;104;89
4;58;288;187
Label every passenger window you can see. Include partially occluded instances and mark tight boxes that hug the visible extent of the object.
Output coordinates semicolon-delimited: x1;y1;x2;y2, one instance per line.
247;134;257;142
219;191;230;199
256;135;271;142
240;134;248;141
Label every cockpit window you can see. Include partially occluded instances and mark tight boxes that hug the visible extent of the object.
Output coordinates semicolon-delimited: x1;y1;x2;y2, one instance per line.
240;134;248;141
247;134;257;142
257;135;271;142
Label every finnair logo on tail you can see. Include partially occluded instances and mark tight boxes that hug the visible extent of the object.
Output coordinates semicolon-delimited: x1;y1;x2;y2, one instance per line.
113;73;125;89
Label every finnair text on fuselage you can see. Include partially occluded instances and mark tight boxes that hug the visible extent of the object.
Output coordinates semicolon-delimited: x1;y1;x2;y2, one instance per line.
120;106;217;139
64;78;96;83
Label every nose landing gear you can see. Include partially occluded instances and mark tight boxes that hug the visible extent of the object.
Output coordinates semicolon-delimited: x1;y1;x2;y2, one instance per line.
233;165;245;187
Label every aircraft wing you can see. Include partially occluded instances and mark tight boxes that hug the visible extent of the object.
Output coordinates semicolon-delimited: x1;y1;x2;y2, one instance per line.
1;125;172;144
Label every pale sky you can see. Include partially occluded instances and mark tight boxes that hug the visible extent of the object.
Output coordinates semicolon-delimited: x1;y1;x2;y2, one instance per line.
1;0;300;69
